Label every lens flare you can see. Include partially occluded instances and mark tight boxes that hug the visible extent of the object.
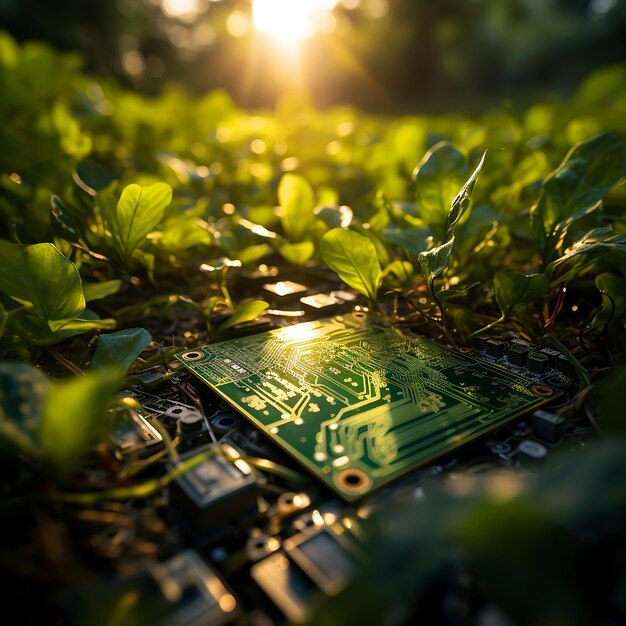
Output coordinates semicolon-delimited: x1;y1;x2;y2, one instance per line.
252;0;339;50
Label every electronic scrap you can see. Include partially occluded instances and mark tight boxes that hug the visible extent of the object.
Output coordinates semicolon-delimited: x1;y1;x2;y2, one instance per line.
177;313;559;500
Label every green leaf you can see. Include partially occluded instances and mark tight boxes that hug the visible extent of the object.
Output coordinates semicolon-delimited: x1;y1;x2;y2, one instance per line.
418;237;455;287
157;214;212;252
50;194;83;243
238;244;272;266
83;280;123;303
74;158;115;196
413;142;467;238
217;300;269;333
278;173;315;242
320;228;382;303
591;273;626;335
531;133;626;261
494;272;549;319
92;328;152;373
104;182;172;267
383;259;414;288
47;316;116;334
278;241;315;266
40;370;121;477
315;204;353;230
444;150;488;242
383;223;431;257
132;248;156;284
547;228;626;286
0;240;85;321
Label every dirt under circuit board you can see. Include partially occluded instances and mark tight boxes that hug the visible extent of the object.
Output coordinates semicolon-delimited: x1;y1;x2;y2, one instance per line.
177;314;558;501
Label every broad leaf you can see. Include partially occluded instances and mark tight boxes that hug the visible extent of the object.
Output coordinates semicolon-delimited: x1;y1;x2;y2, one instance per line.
238;244;272;266
104;182;172;267
278;241;315;266
494;272;549;319
531;133;626;261
547;228;626;286
418;237;455;287
278;173;315;242
217;300;269;332
383;223;431;257
0;240;85;321
74;158;115;196
320;228;382;302
92;327;152;373
413;142;467;238
132;248;156;283
315;204;353;230
591;273;626;335
83;279;122;302
383;260;414;288
40;370;121;477
50;194;83;243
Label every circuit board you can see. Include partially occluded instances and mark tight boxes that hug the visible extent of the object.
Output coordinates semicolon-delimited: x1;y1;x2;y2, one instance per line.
177;314;557;500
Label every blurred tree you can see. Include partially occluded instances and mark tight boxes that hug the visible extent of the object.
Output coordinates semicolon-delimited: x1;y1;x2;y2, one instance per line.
0;0;624;110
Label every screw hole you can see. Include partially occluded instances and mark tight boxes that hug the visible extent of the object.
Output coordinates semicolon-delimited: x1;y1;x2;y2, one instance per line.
531;384;553;397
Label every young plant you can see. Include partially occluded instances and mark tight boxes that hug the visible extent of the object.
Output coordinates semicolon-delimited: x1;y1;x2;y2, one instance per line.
320;228;383;312
97;182;173;274
0;240;114;348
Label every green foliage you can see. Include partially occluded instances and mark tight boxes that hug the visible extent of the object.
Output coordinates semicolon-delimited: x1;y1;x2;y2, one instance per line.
320;228;382;306
0;362;120;477
0;240;114;346
278;173;316;242
418;238;455;293
217;300;269;333
91;328;151;373
531;133;626;264
483;271;550;334
40;369;121;477
413;142;468;240
100;182;173;270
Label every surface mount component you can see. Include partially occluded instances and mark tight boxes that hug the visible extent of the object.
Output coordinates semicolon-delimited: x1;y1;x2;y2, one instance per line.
150;549;239;626
177;314;558;501
169;446;259;540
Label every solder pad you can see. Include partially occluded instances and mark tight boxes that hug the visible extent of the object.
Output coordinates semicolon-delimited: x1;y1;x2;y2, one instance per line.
177;314;557;501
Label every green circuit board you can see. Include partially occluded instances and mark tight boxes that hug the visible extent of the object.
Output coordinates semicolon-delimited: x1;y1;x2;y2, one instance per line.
177;314;556;500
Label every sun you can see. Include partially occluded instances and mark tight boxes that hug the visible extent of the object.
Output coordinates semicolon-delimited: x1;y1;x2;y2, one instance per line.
252;0;339;50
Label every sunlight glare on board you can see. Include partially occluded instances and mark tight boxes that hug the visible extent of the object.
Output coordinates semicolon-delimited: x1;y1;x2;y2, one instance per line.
252;0;339;51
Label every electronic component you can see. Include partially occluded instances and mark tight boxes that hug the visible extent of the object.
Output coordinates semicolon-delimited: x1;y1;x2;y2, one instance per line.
506;343;529;366
300;293;342;311
517;439;548;469
485;338;506;358
283;527;358;596
169;446;259;541
178;314;558;501
527;351;550;374
531;410;565;444
108;409;163;460
175;407;210;449
250;552;319;624
150;549;239;626
263;280;308;298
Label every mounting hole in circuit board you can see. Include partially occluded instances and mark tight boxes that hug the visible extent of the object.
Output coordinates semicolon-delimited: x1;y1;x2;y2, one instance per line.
182;351;204;361
531;384;554;397
336;468;371;495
